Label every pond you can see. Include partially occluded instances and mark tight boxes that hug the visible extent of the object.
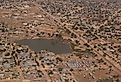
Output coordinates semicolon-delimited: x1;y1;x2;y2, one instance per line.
16;39;73;54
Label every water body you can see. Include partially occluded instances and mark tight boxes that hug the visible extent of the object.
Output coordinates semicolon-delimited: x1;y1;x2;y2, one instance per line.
17;39;73;54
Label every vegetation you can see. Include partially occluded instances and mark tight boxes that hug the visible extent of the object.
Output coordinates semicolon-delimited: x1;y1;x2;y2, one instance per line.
96;78;113;82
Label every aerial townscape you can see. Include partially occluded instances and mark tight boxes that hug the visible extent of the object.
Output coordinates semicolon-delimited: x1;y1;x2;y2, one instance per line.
0;0;121;82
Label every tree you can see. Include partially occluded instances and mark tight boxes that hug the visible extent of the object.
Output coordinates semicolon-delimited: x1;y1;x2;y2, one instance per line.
118;47;121;53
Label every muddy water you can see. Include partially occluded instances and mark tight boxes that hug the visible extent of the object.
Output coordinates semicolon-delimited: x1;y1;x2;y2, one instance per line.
17;39;73;54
